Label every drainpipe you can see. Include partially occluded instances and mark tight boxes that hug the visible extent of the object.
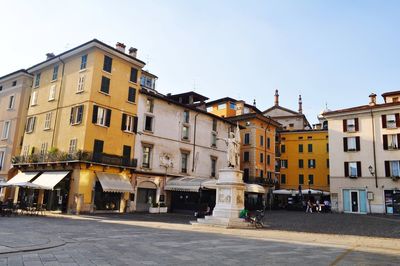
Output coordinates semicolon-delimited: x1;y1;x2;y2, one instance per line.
51;56;65;149
370;109;378;188
192;113;199;172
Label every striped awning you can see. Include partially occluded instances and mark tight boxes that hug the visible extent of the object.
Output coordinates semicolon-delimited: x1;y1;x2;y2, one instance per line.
96;172;134;193
165;177;209;192
32;171;70;190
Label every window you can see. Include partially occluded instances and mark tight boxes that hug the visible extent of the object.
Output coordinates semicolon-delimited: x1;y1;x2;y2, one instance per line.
92;106;111;127
140;76;155;89
260;170;264;178
44;112;52;130
218;103;226;110
267;154;270;165
183;110;190;123
1;121;10;140
22;146;29;157
25;117;36;133
326;143;329;152
211;157;217;177
34;73;41;87
12;80;17;86
144;115;153;131
130;68;138;83
77;75;85;93
212;119;217;131
299;174;304;185
299;159;304;168
308;159;316;168
307;136;312;140
121;114;138;133
69;139;77;154
0;150;5;170
182;125;190;140
327;175;330;185
49;85;56;101
308;144;313;152
327;159;330;168
383;114;398;129
181;152;189;173
211;132;217;147
230;102;236;110
70;105;84;125
244;152;250;162
289;123;294;128
243;168;249;180
343;118;358;132
344;136;360;151
298;144;303;153
267;137;271;149
298;136;303;140
345;161;361;177
100;76;110;94
103;55;113;73
281;145;286;153
260;153;264;163
281;174;286;184
8;95;15;109
0;86;2;91
142;146;152;168
308;175;314;185
52;65;59;81
146;98;154;113
128;87;136;103
80;54;88;70
31;91;38;106
385;161;400;177
260;135;264;146
383;134;400;150
40;142;48;156
244;133;250;144
281;160;288;168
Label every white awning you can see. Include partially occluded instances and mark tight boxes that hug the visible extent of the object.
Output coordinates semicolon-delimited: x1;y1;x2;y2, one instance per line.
32;171;70;190
202;179;266;194
273;189;295;195
165;177;207;192
6;172;39;185
96;172;134;193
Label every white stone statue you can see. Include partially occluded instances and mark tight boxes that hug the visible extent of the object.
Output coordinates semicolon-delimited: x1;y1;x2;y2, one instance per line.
218;124;241;169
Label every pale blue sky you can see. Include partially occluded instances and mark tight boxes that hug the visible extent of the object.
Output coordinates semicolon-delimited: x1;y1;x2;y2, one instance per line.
1;0;399;123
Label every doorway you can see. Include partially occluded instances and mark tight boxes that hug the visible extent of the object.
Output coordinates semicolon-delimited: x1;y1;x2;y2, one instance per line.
350;190;359;213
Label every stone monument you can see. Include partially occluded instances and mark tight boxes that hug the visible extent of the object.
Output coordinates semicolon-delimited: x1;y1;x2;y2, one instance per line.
195;124;249;228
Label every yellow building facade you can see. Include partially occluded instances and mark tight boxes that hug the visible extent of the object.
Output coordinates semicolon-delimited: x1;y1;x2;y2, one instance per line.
11;40;147;213
279;129;330;192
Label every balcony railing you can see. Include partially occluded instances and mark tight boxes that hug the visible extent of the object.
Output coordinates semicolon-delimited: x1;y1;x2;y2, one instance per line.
243;176;278;186
12;150;137;168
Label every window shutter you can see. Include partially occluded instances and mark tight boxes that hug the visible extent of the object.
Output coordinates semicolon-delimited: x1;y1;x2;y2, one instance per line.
343;119;347;132
385;161;391;177
397;134;400;148
92;105;98;124
121;114;127;131
133;116;138;133
32;117;36;131
105;109;112;127
343;137;348;152
396;113;400;127
70;107;74;125
383;135;388;150
356;136;360;151
354;118;359;131
382;115;387;128
344;162;349;177
357;161;362;177
77;105;84;124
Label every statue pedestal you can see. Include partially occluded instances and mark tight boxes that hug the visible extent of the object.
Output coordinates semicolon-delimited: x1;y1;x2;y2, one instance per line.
193;168;249;228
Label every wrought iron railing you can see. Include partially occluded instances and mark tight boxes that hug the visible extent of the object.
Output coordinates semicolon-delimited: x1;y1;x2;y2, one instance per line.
243;176;278;186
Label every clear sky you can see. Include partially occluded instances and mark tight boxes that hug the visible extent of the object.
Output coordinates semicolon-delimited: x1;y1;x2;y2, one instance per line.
1;0;399;123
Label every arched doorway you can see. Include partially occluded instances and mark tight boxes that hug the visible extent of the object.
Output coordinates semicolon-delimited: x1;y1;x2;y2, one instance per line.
136;181;157;212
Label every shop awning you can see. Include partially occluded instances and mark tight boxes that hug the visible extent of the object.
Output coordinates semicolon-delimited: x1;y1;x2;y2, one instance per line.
202;179;266;194
165;177;208;192
32;171;70;190
6;172;39;185
273;189;330;195
273;189;296;195
96;172;134;193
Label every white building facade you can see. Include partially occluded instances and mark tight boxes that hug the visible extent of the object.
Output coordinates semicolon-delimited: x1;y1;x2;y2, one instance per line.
132;88;232;212
325;92;400;214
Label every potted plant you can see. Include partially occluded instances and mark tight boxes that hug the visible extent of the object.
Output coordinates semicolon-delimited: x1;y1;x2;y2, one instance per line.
159;202;168;213
149;202;159;213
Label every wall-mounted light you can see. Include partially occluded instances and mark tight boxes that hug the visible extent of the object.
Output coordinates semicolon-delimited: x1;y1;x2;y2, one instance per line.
368;165;375;176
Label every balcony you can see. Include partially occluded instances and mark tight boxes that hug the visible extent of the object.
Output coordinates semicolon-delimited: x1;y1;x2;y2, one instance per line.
12;150;137;169
243;176;278;186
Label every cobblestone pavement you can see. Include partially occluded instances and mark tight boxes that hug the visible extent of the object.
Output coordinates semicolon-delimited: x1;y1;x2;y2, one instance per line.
0;212;399;265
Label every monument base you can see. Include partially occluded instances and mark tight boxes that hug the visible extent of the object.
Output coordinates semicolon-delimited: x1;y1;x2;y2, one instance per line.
193;168;250;229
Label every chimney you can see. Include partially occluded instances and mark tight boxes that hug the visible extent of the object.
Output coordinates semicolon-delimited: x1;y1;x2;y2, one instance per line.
298;95;303;114
46;53;55;60
129;47;137;58
116;42;126;53
274;90;279;106
369;93;377;106
253;99;256;106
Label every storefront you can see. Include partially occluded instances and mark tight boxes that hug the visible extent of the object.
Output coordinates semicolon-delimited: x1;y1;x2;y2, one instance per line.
384;190;400;215
343;189;367;214
136;181;157;212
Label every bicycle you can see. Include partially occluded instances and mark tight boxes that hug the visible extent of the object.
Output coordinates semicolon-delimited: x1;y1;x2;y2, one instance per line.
245;210;265;229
